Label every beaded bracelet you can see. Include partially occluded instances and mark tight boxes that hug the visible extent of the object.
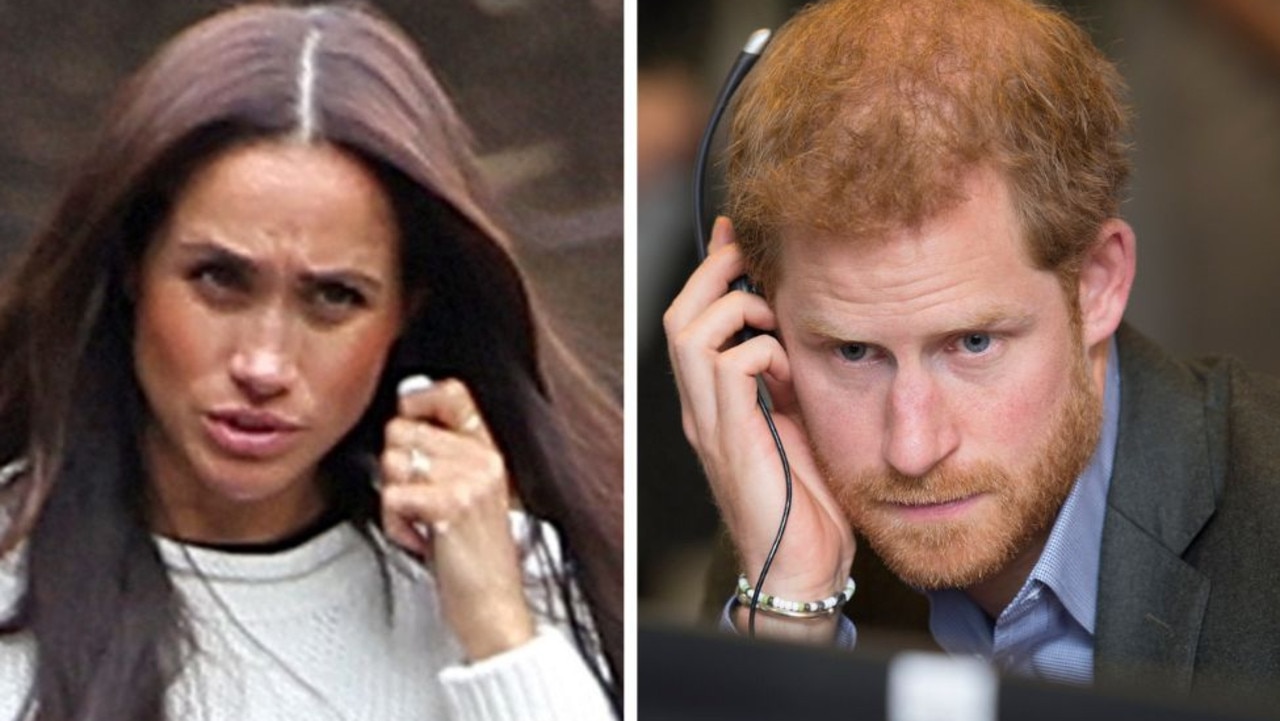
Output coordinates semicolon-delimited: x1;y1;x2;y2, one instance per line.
736;574;857;619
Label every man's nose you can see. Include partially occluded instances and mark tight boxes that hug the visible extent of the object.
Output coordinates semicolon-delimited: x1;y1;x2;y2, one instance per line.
228;306;299;401
882;363;958;478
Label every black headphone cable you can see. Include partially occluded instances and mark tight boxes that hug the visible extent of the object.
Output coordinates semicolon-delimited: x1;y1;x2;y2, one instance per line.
691;27;794;637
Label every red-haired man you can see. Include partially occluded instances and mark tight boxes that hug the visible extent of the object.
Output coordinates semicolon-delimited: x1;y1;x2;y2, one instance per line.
666;0;1280;702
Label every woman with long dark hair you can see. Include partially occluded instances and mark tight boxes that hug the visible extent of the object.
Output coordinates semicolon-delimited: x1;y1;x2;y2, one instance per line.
0;4;621;719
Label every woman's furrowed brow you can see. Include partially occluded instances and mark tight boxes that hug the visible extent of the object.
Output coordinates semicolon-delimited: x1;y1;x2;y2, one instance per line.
174;239;256;271
299;268;385;295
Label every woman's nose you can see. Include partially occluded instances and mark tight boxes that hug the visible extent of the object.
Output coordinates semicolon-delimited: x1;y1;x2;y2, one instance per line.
227;307;299;400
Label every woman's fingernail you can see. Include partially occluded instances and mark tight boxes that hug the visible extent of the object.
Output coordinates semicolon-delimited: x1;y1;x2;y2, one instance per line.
397;374;434;397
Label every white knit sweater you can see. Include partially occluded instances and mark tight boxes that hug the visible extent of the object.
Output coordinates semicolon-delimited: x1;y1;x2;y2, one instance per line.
0;517;614;720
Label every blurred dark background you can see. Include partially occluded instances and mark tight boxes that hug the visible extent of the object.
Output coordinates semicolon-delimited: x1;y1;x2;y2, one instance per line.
639;0;1280;621
0;0;622;393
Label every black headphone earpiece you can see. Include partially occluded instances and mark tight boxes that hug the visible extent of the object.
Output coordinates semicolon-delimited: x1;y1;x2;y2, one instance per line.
693;30;772;344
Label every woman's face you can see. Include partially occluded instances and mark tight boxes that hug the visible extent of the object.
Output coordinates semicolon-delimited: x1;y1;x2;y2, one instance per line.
134;140;404;542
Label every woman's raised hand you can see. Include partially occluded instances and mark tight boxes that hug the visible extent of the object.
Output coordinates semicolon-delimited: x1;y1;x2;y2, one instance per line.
380;375;535;660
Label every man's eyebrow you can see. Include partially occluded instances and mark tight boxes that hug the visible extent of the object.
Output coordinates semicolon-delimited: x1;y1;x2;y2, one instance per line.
793;312;853;340
951;306;1035;331
792;305;1035;340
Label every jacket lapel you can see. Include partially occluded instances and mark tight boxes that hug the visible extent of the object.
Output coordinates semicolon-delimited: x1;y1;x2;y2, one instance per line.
1094;325;1223;690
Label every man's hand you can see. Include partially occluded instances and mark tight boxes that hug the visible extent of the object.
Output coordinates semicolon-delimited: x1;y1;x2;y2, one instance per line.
663;217;855;642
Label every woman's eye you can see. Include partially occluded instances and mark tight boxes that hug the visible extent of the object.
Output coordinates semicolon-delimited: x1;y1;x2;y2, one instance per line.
838;343;868;362
314;283;366;310
190;263;243;293
960;333;992;353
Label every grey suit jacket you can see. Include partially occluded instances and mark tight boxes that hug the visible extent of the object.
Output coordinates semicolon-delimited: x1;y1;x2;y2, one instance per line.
700;324;1280;702
1095;324;1280;702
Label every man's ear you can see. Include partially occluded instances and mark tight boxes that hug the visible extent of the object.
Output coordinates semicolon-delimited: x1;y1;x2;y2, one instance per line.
1077;217;1136;349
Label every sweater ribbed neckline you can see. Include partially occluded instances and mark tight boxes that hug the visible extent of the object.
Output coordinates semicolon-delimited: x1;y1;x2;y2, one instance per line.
154;520;366;583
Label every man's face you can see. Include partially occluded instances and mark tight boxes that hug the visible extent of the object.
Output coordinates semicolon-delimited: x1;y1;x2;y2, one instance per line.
771;169;1102;591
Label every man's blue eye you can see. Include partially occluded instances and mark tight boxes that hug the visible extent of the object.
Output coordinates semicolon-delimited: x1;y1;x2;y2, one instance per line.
961;333;991;353
839;343;868;362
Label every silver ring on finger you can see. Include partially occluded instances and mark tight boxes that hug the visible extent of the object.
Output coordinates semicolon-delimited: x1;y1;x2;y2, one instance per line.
408;448;432;482
460;412;482;434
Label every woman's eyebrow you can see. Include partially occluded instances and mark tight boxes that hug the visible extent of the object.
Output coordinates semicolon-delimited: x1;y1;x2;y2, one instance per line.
298;268;384;295
175;239;257;273
175;239;385;293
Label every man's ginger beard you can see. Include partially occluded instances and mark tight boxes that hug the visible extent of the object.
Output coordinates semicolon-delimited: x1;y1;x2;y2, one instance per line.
819;330;1102;591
